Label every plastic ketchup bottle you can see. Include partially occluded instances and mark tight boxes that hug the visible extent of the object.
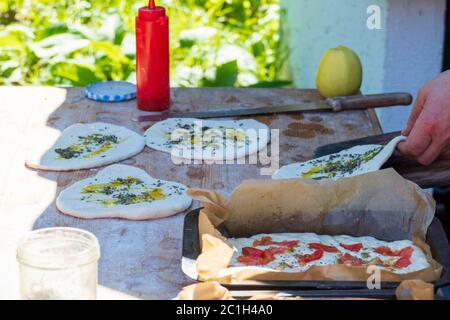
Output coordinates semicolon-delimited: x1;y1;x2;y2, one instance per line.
136;0;170;111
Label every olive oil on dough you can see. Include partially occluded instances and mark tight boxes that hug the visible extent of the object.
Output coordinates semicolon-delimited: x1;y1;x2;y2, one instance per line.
56;164;192;220
144;118;270;161
272;136;406;180
26;122;146;171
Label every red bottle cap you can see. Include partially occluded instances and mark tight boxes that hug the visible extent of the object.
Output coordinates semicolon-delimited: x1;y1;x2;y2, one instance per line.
138;0;166;21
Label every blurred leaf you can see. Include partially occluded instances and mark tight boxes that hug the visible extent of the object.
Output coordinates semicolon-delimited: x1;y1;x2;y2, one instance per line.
179;27;217;48
251;41;265;57
194;0;207;7
224;1;246;23
203;60;238;87
0;34;24;50
91;41;124;60
99;12;125;44
51;62;101;86
0;1;8;12
30;34;90;58
120;33;135;56
217;45;257;71
179;38;195;49
0;60;19;78
37;22;69;40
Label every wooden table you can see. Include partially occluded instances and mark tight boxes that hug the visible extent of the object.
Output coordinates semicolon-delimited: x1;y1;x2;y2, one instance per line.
0;86;382;299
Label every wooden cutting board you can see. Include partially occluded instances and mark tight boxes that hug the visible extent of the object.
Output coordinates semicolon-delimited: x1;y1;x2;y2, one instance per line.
314;131;450;189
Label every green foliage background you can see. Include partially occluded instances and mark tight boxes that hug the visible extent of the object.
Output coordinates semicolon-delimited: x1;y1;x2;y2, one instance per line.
0;0;288;87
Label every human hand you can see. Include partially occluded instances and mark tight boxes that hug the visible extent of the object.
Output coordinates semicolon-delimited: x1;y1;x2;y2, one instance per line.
397;71;450;165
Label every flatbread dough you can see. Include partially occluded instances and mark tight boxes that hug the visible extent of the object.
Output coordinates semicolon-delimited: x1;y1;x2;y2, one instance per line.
56;164;192;220
228;233;429;275
272;136;406;180
26;122;145;171
144;118;270;161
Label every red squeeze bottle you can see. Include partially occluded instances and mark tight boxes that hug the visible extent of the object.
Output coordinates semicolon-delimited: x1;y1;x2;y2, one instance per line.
136;0;170;111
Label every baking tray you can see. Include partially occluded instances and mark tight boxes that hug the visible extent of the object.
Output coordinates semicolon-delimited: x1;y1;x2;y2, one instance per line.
182;208;450;299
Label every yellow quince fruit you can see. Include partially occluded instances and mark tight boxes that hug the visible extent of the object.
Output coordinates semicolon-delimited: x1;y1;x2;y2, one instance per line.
316;46;363;98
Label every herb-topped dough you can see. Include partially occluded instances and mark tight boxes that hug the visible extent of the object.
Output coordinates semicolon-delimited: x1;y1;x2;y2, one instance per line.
26;122;146;171
272;137;406;180
56;164;192;220
144;118;270;161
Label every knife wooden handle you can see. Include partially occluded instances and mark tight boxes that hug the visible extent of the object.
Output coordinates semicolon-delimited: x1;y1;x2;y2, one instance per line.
327;93;413;112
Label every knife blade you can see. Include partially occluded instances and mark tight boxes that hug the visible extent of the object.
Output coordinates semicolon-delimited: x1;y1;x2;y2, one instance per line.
133;101;329;122
133;92;412;122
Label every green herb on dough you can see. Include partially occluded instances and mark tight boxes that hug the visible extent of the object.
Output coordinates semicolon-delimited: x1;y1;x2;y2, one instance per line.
278;261;292;269
301;147;383;179
55;134;119;160
106;189;166;207
81;176;167;207
165;123;249;150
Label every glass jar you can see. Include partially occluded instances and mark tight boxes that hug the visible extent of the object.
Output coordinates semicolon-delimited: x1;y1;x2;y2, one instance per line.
17;227;100;300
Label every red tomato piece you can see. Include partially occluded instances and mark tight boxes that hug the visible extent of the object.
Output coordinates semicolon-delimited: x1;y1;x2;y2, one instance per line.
339;253;365;266
394;256;412;268
238;246;290;266
258;251;275;265
296;249;324;266
373;246;397;256
339;243;363;252
278;240;300;248
252;236;273;247
253;237;299;248
237;255;261;266
374;246;414;258
237;251;274;266
393;246;413;268
309;243;338;253
397;247;413;258
242;247;264;258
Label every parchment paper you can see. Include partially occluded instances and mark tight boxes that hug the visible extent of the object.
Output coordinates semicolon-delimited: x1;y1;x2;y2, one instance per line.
177;282;304;300
395;280;434;300
188;169;442;283
177;282;235;300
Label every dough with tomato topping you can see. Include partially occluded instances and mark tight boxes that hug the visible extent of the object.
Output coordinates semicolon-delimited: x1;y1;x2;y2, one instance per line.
229;233;429;274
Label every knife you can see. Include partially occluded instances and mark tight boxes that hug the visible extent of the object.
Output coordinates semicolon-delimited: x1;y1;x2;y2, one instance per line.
133;92;413;122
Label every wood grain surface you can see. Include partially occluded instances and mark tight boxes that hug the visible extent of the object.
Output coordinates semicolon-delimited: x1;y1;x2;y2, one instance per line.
0;86;382;299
